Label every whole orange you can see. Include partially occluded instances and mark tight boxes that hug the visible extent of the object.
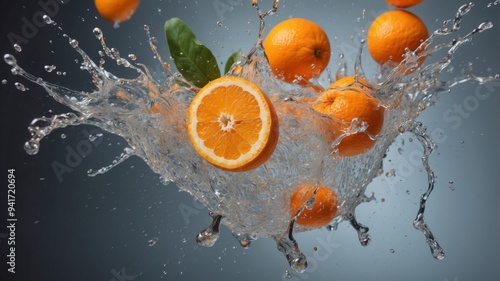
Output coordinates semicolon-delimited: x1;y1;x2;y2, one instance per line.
367;10;428;67
314;76;385;156
263;18;331;84
385;0;423;8
290;184;338;229
94;0;140;23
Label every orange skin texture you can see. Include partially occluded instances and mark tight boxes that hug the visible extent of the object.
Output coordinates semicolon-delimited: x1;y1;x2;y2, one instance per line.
263;18;331;84
314;77;385;156
385;0;424;8
94;0;140;23
290;184;338;229
367;10;429;68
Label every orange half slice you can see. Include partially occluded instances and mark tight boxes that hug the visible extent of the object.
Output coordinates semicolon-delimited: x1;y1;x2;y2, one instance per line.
187;76;279;172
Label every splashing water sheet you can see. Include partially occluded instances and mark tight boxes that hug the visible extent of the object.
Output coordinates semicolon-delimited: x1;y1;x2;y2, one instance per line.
1;0;500;280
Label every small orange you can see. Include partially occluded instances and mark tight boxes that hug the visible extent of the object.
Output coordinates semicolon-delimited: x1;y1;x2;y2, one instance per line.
187;76;279;172
313;76;385;156
385;0;423;8
367;10;429;68
263;18;331;84
94;0;140;23
290;184;338;229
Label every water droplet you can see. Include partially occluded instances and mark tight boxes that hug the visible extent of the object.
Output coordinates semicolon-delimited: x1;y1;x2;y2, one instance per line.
385;169;396;177
406;190;410;195
448;180;455;191
44;65;56;73
148;237;158;246
24;140;40;155
196;213;222;247
1;79;7;85
217;21;223;27
93;27;103;40
390;248;395;253
128;54;137;61
283;270;292;279
43;15;53;24
60;133;66;139
477;21;493;33
70;39;79;48
3;54;17;66
14;82;27;91
181;238;187;243
13;44;22;53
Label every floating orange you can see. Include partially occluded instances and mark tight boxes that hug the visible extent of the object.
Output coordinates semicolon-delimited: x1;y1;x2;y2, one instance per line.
314;76;385;156
290;184;338;228
94;0;140;23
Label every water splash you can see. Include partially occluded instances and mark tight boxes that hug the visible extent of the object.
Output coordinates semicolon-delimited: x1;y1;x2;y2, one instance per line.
3;2;500;273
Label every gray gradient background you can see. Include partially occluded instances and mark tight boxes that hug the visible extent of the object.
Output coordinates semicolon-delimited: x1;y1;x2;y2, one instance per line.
0;0;499;280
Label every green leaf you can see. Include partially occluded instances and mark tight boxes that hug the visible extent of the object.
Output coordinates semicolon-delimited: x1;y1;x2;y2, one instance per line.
224;49;242;74
164;17;220;88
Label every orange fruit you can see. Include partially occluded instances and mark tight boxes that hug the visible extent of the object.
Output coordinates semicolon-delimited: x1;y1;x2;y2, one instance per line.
290;184;338;228
367;10;428;68
313;76;385;156
263;18;331;84
94;0;140;23
187;76;279;172
385;0;423;8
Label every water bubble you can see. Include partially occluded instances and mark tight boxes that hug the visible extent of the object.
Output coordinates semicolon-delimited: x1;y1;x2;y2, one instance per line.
406;190;410;195
390;248;395;253
60;134;66;139
1;79;7;85
44;65;56;73
13;44;22;53
217;21;223;27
